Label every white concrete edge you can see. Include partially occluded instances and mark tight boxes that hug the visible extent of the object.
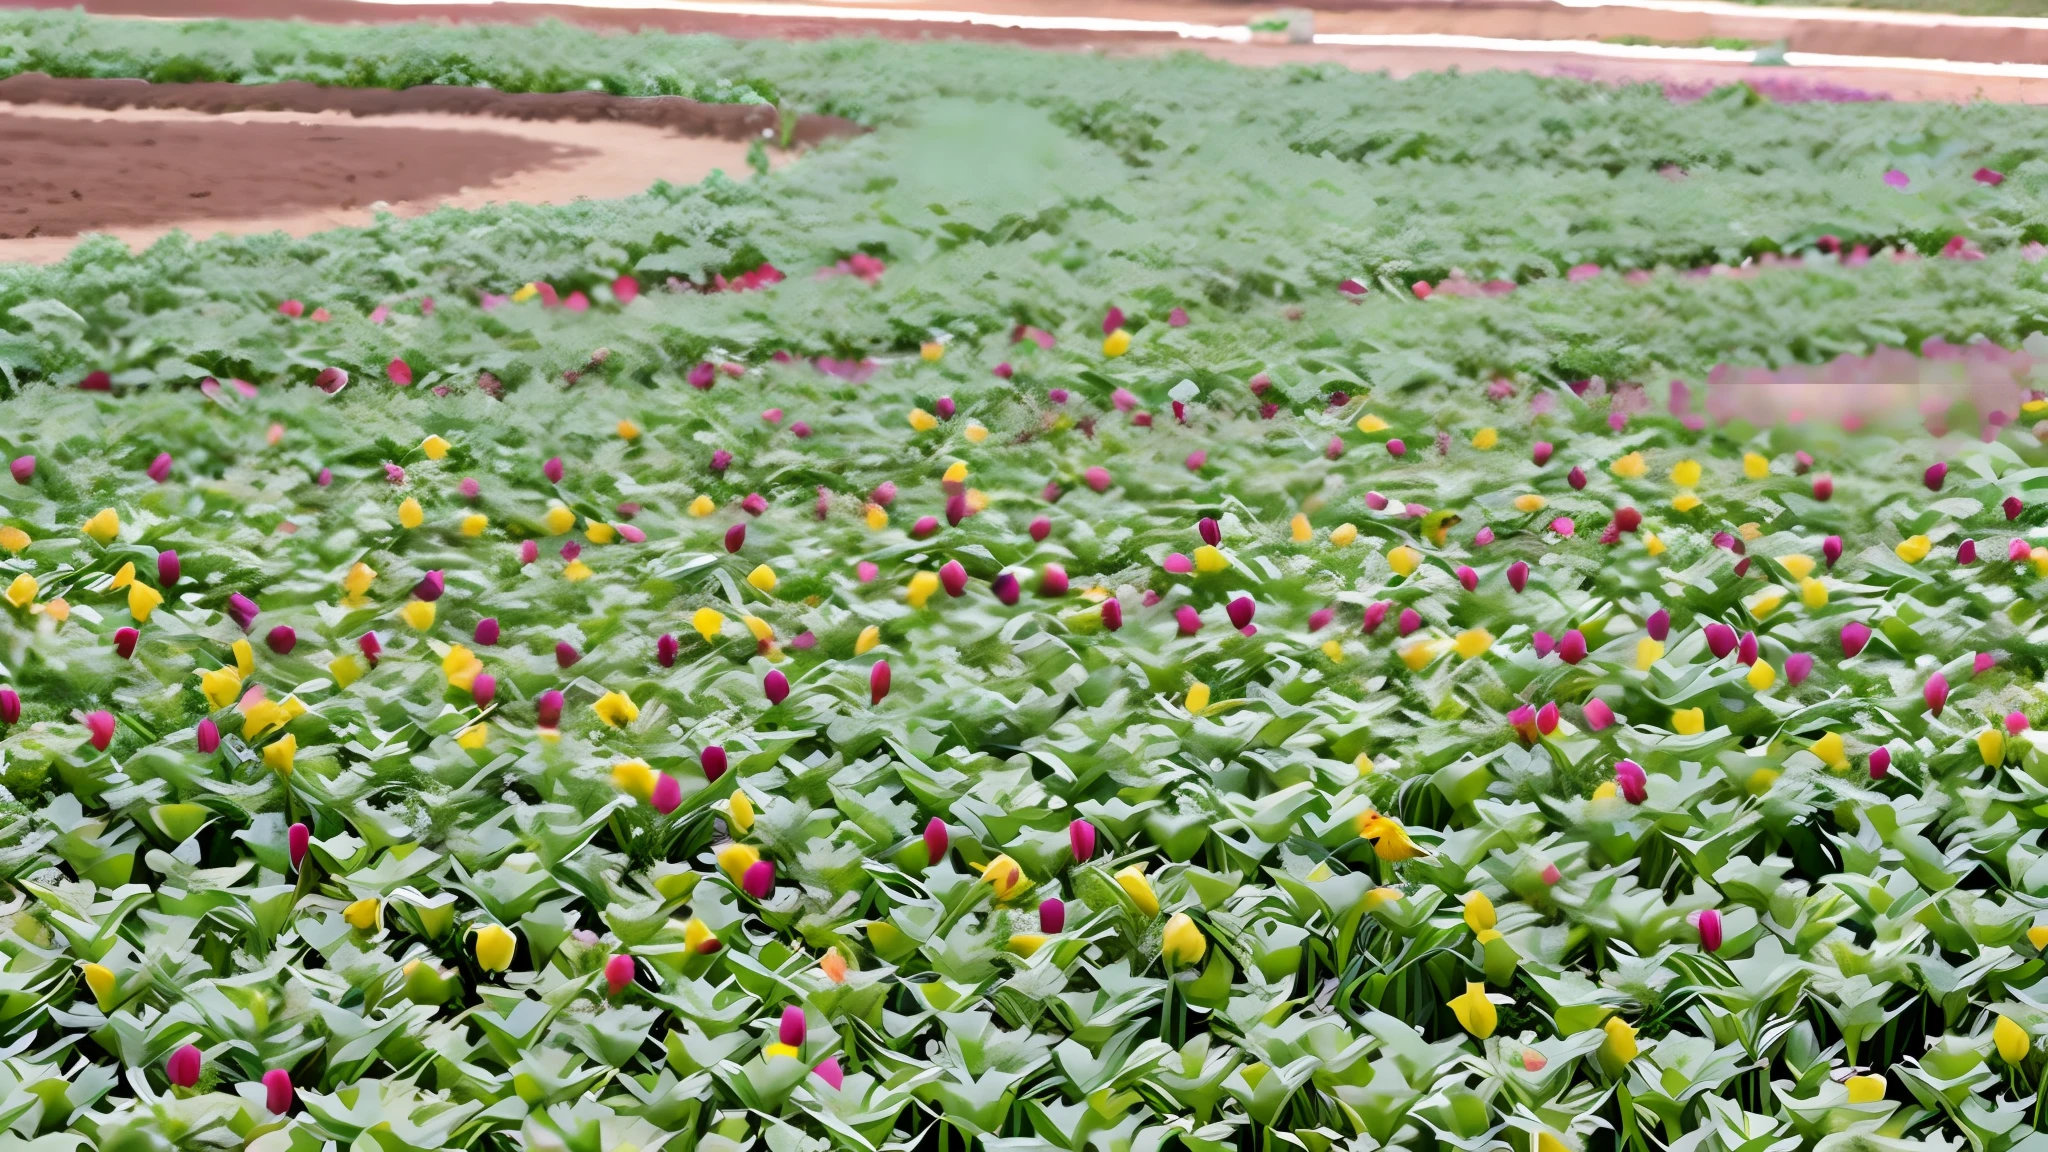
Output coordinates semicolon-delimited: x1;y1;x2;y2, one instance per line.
1315;31;1757;59
351;0;1255;39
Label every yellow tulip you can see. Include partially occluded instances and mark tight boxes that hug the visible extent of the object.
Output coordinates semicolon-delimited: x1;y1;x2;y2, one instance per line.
128;583;163;623
978;854;1029;901
1778;554;1815;580
1454;629;1493;661
1537;1133;1572;1152
1386;546;1421;577
1749;590;1782;619
717;843;760;883
1357;812;1428;861
1636;638;1664;670
765;1042;800;1060
1981;729;2007;766
343;561;376;601
263;734;296;776
1672;494;1703;513
1321;639;1345;662
855;625;881;655
1812;732;1848;771
907;572;940;609
1799;578;1828;609
964;423;989;443
1672;708;1705;735
1896;535;1931;564
330;655;364;687
585;521;616;545
864;504;889;530
730;790;755;834
1185;683;1211;714
617;420;640;440
1747;768;1780;795
593;691;639;728
1102;329;1131;357
344;898;381;931
908;409;938;432
2030;925;2048;951
400;600;435;630
689;495;715;517
1354;752;1376;777
1399;640;1441;672
421;435;450;460
0;527;27;554
1742;452;1769;480
456;723;488;749
742;616;772;643
611;759;657;800
1472;428;1498;450
1513;494;1547;513
747;565;777;593
1644;532;1666;557
1193;546;1229;573
1610;453;1648;480
1329;523;1358;547
1115;865;1160;917
398;498;423;529
920;341;944;362
3;574;35;609
1845;1075;1886;1104
1997;1015;2031;1063
693;607;726;641
1009;933;1049;957
198;666;243;709
233;639;256;679
1448;982;1497;1038
542;505;575;535
1463;892;1496;933
1290;514;1312;543
512;283;538;302
1670;460;1701;488
1746;661;1776;691
1602;1016;1639;1065
943;461;969;484
1592;782;1618;801
684;918;719;954
83;962;116;1004
442;646;482;691
1356;414;1389;433
1162;913;1207;967
474;924;516;972
82;508;119;544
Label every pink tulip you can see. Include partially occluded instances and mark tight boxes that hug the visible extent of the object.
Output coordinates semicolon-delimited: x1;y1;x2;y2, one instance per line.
86;711;115;751
1925;462;1947;491
765;670;790;705
197;718;220;753
1870;747;1891;779
1509;705;1539;743
227;593;259;633
1567;466;1586;490
0;689;17;726
812;1058;844;1090
2011;711;2032;735
1959;539;1978;565
1536;702;1560;735
701;745;728;783
387;359;413;388
1474;527;1495;547
1925;672;1949;716
725;525;746;554
1540;863;1562;886
543;456;565;484
993;573;1021;605
742;860;775;899
1227;597;1256;630
113;627;138;659
1533;631;1555;658
1039;565;1069;597
1692;908;1723;952
1704;623;1737;659
1397;608;1422;636
556;642;580;669
9;456;32;485
1841;621;1871;658
1070;819;1098;861
1557;630;1587;665
870;661;891;705
535;690;564;729
1646;609;1670;642
1039;897;1066;933
2006;496;2024;521
1822;535;1843;569
1101;599;1123;631
1615;759;1647;804
288;822;309;870
263;1069;293;1115
519;540;539;566
1785;653;1813;686
1085;467;1112;493
1364;492;1389;511
1176;606;1202;635
1456;566;1478;592
657;633;679;667
605;953;636;996
651;773;682;814
923;817;948;864
157;550;180;587
1583;699;1614;731
1811;474;1834;502
910;516;939;540
1362;602;1390;633
857;562;880;584
1976;652;1997;675
147;453;172;483
779;1006;806;1047
1309;607;1334;631
940;561;968;598
166;1044;202;1088
1507;561;1529;592
1532;442;1553;466
1736;631;1758;667
475;618;500;646
2013;539;2033;563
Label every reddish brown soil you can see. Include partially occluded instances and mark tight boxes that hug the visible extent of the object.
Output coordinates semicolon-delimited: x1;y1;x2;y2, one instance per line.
0;107;580;240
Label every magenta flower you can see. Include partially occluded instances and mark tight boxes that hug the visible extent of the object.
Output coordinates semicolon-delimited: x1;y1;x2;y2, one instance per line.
1692;908;1723;952
1556;630;1587;665
1509;705;1539;743
519;540;539;566
657;633;679;667
710;450;732;474
725;525;746;554
1085;467;1112;493
1362;601;1390;633
2013;539;2033;563
1507;561;1529;593
1785;653;1813;685
651;773;682;814
147;453;172;484
1976;651;1996;674
1645;609;1670;641
1540;863;1562;886
1958;539;1977;565
1185;451;1207;471
9;456;33;485
113;627;138;659
813;1058;844;1090
946;493;969;526
701;745;728;782
263;1069;293;1115
156;550;180;587
1870;746;1891;779
1567;466;1586;490
166;1044;202;1089
1101;599;1123;631
764;670;791;705
1736;631;1757;667
910;516;939;540
742;493;768;517
1924;672;1949;716
1840;621;1871;658
857;562;880;584
1924;462;1947;491
870;660;891;705
86;710;115;751
1398;608;1422;636
1029;516;1053;542
1703;623;1737;659
1884;168;1910;188
226;594;260;633
1176;605;1202;635
1615;759;1647;804
1040;564;1069;597
993;363;1014;379
1474;527;1495;546
1823;535;1843;568
1532;442;1553;466
1812;475;1834;502
0;689;17;726
605;954;636;997
265;626;296;656
1550;517;1575;538
2010;710;2031;735
475;618;500;646
742;861;775;899
1227;597;1256;630
1070;819;1098;861
1309;607;1334;631
871;482;898;507
1198;517;1222;546
1164;553;1193;575
197;718;220;753
2006;496;2024;521
1457;566;1478;591
923;817;949;865
1386;439;1406;458
1583;699;1614;731
1040;897;1066;933
1364;492;1389;511
288;822;310;869
993;572;1021;605
535;689;564;729
556;642;581;669
1533;631;1554;657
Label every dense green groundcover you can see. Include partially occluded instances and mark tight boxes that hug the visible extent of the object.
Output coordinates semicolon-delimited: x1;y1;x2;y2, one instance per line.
8;11;2048;1152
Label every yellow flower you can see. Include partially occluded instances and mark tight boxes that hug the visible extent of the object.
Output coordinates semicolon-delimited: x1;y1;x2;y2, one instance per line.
907;572;940;609
3;573;35;609
920;341;944;362
1400;640;1441;672
1672;494;1702;513
1812;732;1848;771
586;521;616;545
1162;913;1207;968
593;691;639;728
456;723;488;749
1115;865;1160;917
1193;546;1228;573
1185;683;1211;714
1670;460;1701;488
1472;428;1498;450
855;625;881;655
908;409;938;432
1749;591;1782;620
398;498;423;529
1103;329;1132;357
542;505;575;535
717;843;760;883
441;645;482;691
1329;523;1358;547
329;655;364;688
82;508;119;544
263;734;296;776
562;560;593;582
1357;811;1428;861
1746;661;1776;691
1778;554;1815;580
1009;933;1049;957
199;665;243;709
1593;782;1618;801
1672;708;1705;735
964;422;989;443
0;528;27;554
617;420;641;440
1454;629;1493;661
421;435;450;460
512;283;538;303
344;561;376;601
82;962;115;1004
611;759;658;800
1386;545;1421;577
1845;1075;1886;1104
1448;982;1497;1038
1463;892;1496;933
1513;494;1547;513
1895;535;1931;564
1644;533;1665;557
2029;925;2048;951
1611;452;1648;480
684;918;718;953
977;854;1029;902
693;607;726;642
241;697;288;740
1636;638;1664;670
1356;414;1389;434
764;1042;799;1060
455;513;487;538
400;600;436;630
729;790;755;833
1980;728;2007;766
689;495;715;517
1354;753;1375;777
1798;578;1828;610
943;461;968;484
1997;1015;2031;1063
230;639;255;679
474;924;516;972
1602;1017;1640;1065
1743;452;1769;480
742;616;772;642
128;583;163;623
1290;514;1312;543
1747;768;1780;795
344;898;381;931
1321;638;1345;662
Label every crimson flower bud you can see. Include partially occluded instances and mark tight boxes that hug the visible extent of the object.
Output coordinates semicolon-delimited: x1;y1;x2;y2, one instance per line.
1925;462;1947;491
2013;539;2032;563
1039;565;1068;597
266;625;296;655
1536;702;1560;734
0;688;18;725
1557;629;1587;664
1785;652;1813;685
993;572;1021;605
9;456;32;485
657;633;679;667
147;453;172;483
2006;496;2024;521
2011;711;2031;735
764;669;790;705
1457;566;1478;591
910;516;939;540
1510;705;1538;743
1029;517;1052;542
472;673;496;708
1071;819;1098;861
1533;631;1555;657
1583;699;1614;730
197;718;219;753
1840;621;1871;658
1100;597;1123;631
413;571;445;602
556;642;580;669
1869;746;1891;779
1613;506;1642;533
1532;442;1553;466
870;660;891;705
1040;898;1066;933
1198;517;1222;546
1176;605;1202;635
1959;539;1978;565
1397;607;1422;636
724;524;746;554
1362;601;1390;633
1737;631;1757;667
474;618;500;645
166;1044;202;1088
1692;908;1723;952
263;1069;294;1115
1567;466;1586;490
605;953;636;996
1227;597;1256;630
941;561;968;597
935;396;956;419
701;744;728;782
227;593;260;633
1924;672;1948;717
742;861;775;899
535;689;564;728
1646;609;1670;641
651;773;682;814
1615;759;1647;804
543;456;565;484
1703;623;1737;659
288;821;309;869
113;627;138;659
923;817;948;864
1507;561;1529;592
86;710;115;751
1813;474;1833;502
1823;535;1843;568
359;631;383;665
158;550;180;587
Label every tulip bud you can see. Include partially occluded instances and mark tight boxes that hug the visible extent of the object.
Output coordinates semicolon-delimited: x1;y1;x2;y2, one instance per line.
1362;601;1390;633
1737;631;1758;667
1457;565;1478;591
1925;462;1947;491
475;618;500;646
1397;607;1422;636
693;745;728;785
1532;631;1554;658
2012;711;2032;735
1028;516;1052;542
1812;474;1833;501
909;516;939;540
1085;467;1112;492
870;660;891;705
535;689;564;728
724;524;746;554
2007;496;2024;521
1198;517;1222;546
1870;746;1891;779
263;1069;293;1115
519;540;539;565
605;953;636;996
778;1005;807;1048
288;821;309;869
1509;705;1538;743
1532;442;1553;466
556;642;580;669
1583;698;1614;731
1070;819;1098;861
157;550;180;587
923;817;948;864
1959;539;1978;565
1704;623;1737;659
413;571;445;602
764;669;791;704
1823;535;1843;568
1541;863;1562;885
1924;672;1949;717
227;593;260;633
86;710;115;751
1568;466;1586;490
1785;652;1813;686
1977;651;1997;674
1364;492;1389;511
1692;908;1723;952
1613;506;1642;533
1039;898;1066;933
2014;539;2033;563
263;625;295;656
197;718;220;753
1507;561;1529;592
471;673;497;708
1840;621;1871;658
1644;609;1670;642
166;1044;202;1088
113;627;138;659
651;773;682;814
992;572;1021;606
8;456;32;485
1557;629;1587;665
0;689;16;726
1615;759;1647;804
543;456;565;484
1175;606;1201;635
359;632;383;665
1039;564;1069;597
1537;702;1560;735
940;560;968;597
1227;597;1256;630
1101;598;1123;631
657;633;679;667
741;860;775;900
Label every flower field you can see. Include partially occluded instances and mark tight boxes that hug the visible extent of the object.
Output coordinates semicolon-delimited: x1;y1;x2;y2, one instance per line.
7;11;2048;1152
